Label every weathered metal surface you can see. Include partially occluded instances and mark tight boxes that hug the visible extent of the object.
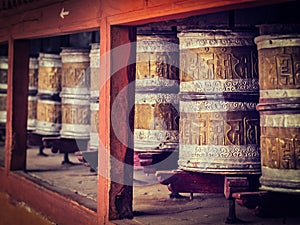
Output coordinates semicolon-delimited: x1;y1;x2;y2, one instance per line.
37;53;61;96
89;101;99;150
28;57;38;95
0;56;7;90
178;29;260;174
35;98;61;135
255;29;300;193
60;47;90;139
134;33;179;150
60;47;90;98
89;43;100;100
27;95;37;131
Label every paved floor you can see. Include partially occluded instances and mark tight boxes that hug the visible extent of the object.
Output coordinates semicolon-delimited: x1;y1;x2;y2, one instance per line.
2;147;300;224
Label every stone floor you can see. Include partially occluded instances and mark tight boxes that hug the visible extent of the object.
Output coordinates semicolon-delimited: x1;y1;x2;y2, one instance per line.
1;146;300;224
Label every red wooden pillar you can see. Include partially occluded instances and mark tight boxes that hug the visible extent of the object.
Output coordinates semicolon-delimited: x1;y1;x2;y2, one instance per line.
98;21;136;223
5;39;29;172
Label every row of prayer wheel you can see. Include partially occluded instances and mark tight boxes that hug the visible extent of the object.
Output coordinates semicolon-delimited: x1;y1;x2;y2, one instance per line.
135;26;299;194
26;44;100;148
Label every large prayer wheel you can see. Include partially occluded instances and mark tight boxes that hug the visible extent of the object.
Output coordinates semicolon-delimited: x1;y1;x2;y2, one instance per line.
28;57;38;95
0;93;6;123
255;25;300;193
37;53;61;96
0;56;7;90
35;97;61;135
27;95;37;131
178;29;261;173
134;33;179;150
60;47;90;139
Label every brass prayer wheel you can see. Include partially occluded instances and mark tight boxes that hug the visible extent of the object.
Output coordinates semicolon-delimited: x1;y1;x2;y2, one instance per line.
178;29;260;173
0;56;8;90
35;98;61;135
60;97;90;139
37;53;62;96
134;33;179;150
89;101;99;150
89;43;100;100
28;57;38;95
27;95;37;131
60;47;90;98
255;27;300;193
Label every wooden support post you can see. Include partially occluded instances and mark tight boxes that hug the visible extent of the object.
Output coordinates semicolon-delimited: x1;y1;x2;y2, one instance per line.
98;22;136;223
5;39;29;172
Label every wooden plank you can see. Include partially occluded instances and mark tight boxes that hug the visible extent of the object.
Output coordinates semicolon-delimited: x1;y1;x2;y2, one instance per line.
5;39;29;171
0;170;97;225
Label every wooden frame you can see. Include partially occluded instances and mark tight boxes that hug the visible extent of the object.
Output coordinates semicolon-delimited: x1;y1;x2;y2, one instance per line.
0;0;292;224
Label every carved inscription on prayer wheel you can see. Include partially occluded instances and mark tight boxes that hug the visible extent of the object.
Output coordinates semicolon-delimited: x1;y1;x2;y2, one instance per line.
255;28;300;193
37;53;62;96
89;101;99;150
135;34;179;150
36;98;61;135
178;29;260;173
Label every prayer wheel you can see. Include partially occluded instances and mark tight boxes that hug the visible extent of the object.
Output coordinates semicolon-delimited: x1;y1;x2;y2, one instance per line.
178;29;261;173
0;56;7;124
27;95;37;131
37;53;62;96
255;25;300;193
60;47;90;139
89;101;99;150
35;97;61;135
0;56;7;90
28;57;38;95
89;43;100;100
134;33;179;150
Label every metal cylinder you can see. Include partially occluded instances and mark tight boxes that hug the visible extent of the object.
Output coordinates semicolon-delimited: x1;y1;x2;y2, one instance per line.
60;96;90;139
28;57;38;95
255;27;300;193
89;43;100;100
60;47;90;139
134;33;179;150
89;101;99;150
37;53;62;96
60;47;90;98
35;98;61;135
178;29;260;173
0;56;8;91
27;95;37;131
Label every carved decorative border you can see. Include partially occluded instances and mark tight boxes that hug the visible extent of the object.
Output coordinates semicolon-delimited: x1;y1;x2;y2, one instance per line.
260;114;300;128
255;34;300;50
135;93;179;105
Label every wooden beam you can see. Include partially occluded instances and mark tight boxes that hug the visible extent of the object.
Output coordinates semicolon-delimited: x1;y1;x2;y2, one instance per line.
5;39;29;172
97;22;136;223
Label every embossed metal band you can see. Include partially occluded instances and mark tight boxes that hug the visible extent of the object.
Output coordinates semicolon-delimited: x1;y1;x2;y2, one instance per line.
178;144;261;172
0;111;6;123
255;34;300;50
60;48;90;63
260;89;300;99
134;129;179;149
135;78;179;91
180;100;257;113
60;124;90;138
180;79;259;94
0;56;8;69
137;36;179;52
61;95;90;105
29;57;38;69
90;43;100;68
135;93;179;105
178;30;256;49
90;102;99;111
260;114;300;128
38;53;62;67
35;121;61;135
60;88;90;99
27;119;36;130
